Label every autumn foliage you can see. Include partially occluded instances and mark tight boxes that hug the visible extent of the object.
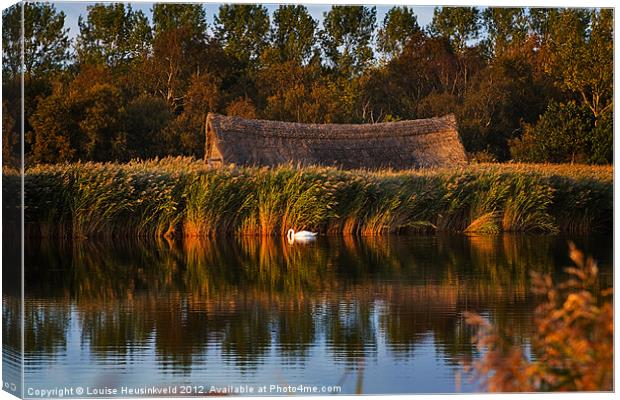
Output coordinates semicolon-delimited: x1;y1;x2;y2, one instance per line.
2;4;613;167
464;242;613;391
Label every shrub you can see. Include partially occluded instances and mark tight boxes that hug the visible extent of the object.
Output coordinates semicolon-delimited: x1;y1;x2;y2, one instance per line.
509;101;596;164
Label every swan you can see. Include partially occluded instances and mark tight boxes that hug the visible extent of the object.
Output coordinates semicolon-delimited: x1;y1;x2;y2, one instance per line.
287;229;317;244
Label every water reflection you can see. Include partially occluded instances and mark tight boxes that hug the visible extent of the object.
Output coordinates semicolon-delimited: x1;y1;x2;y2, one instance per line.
6;234;613;393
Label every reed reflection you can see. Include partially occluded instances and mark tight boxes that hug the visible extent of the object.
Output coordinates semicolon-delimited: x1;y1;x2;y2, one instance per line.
17;234;611;377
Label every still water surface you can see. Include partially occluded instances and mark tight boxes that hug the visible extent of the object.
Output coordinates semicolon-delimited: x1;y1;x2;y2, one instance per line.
4;234;613;395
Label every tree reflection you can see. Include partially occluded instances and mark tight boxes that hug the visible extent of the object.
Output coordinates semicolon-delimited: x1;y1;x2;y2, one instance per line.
17;234;611;374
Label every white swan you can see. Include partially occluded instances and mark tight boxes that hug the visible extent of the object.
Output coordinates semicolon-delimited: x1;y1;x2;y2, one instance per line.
287;229;317;244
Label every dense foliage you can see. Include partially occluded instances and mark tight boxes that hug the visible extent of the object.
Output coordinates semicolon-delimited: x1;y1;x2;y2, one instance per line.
4;158;611;238
2;4;613;166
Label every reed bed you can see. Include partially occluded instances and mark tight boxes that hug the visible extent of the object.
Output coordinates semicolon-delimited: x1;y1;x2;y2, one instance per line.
7;157;612;238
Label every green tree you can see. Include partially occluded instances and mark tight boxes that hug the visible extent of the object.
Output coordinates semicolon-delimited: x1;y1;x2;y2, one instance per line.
555;9;613;121
258;6;321;122
225;97;257;119
258;57;324;122
76;3;152;68
2;2;71;78
527;8;560;39
429;7;483;95
146;26;206;109
152;3;206;38
29;87;75;163
589;109;613;165
70;79;125;161
3;2;72;165
214;4;270;66
377;6;421;58
357;66;413;122
429;6;480;53
360;34;460;122
270;5;318;64
321;6;376;76
481;8;528;56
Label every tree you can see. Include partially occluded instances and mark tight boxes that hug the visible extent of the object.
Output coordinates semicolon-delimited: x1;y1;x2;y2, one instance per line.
212;4;270;113
122;96;172;159
554;9;613;121
589;109;613;165
429;7;482;95
214;5;270;66
357;66;415;122
76;3;152;68
458;51;546;159
2;2;71;79
429;6;480;53
3;2;72;164
270;5;318;64
258;6;321;122
29;87;75;163
377;6;421;58
146;27;198;109
257;57;324;122
399;35;461;97
321;6;376;76
225;97;257;119
29;66;128;163
146;4;210;111
305;75;359;123
481;8;528;56
527;8;560;39
161;72;221;157
152;3;207;38
2;100;19;168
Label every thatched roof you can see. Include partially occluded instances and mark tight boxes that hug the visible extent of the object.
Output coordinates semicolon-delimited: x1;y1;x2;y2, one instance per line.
205;113;467;170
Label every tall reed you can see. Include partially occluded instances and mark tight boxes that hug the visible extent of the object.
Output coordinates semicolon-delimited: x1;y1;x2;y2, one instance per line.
183;167;255;236
14;158;612;238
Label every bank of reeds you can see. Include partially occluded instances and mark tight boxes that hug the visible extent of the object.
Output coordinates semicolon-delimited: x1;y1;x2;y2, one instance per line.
6;157;611;238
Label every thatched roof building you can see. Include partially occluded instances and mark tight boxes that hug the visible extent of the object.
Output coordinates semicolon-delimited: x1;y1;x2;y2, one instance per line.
205;113;467;170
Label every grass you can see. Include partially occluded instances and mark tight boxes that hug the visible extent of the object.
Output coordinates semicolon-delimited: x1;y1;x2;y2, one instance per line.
5;157;612;238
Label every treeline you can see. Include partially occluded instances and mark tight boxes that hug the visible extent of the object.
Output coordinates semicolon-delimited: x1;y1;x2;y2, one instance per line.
2;3;613;166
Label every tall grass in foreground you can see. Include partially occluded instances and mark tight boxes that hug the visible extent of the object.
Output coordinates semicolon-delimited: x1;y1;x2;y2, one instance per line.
8;158;612;238
463;243;613;391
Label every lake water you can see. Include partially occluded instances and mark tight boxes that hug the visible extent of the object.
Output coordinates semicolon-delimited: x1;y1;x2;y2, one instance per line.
3;234;613;396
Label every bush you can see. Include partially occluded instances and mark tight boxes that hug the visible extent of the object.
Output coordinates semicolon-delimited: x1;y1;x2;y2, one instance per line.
509;101;597;164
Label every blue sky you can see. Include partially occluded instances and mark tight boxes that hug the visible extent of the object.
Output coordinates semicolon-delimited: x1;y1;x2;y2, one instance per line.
53;2;437;38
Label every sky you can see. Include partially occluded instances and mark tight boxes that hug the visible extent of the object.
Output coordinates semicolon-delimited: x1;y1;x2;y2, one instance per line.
52;1;437;39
